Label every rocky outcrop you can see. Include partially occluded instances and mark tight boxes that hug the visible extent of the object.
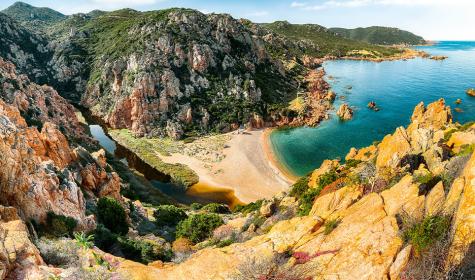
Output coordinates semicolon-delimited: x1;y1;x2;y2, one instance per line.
336;103;353;120
467;88;475;97
0;58;95;149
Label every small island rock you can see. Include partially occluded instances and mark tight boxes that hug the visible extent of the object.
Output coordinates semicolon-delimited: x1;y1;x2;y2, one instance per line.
337;104;354;120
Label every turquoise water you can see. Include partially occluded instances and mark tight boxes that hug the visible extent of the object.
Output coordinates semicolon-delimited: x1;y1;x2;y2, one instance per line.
271;41;475;177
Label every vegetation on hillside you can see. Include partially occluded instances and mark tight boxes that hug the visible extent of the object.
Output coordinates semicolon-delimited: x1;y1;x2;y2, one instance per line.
262;21;403;58
1;1;66;31
329;26;426;45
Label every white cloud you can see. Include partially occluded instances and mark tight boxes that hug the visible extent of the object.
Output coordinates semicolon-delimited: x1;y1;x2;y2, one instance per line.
291;0;475;10
290;2;308;8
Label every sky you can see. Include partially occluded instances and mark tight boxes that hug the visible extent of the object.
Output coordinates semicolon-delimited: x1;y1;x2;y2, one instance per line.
0;0;473;40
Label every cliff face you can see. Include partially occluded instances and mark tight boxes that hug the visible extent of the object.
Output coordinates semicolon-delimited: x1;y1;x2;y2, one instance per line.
114;100;475;279
0;59;122;229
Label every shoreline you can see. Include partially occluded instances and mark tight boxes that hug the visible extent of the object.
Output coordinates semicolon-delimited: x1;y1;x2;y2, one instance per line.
261;128;299;183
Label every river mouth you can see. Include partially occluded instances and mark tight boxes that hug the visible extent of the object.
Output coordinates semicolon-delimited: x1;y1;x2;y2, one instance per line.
78;109;240;207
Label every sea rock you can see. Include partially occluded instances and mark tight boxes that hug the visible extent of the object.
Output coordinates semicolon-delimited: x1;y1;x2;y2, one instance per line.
430;55;448;60
467;88;475;97
336;103;353;120
455;98;462;104
367;101;380;111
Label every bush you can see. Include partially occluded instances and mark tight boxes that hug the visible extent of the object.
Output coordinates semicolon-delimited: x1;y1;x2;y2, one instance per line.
323;219;341;235
190;203;203;210
289;175;310;198
153;205;188;227
36;237;80;267
117;237;173;264
297;187;321;216
345;159;362;168
93;224;118;251
403;215;451;253
317;169;339;189
44;212;77;237
97;197;129;235
456;144;474;157
201;203;230;214
176;213;224;244
74;232;94;249
233;200;263;214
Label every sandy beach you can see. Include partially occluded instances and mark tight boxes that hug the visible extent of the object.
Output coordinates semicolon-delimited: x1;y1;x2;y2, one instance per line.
160;129;296;203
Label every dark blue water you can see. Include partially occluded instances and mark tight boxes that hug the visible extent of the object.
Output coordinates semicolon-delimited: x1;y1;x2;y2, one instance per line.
271;41;475;177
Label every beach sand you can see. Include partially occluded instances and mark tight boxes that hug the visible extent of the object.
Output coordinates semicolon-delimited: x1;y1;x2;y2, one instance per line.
160;129;296;203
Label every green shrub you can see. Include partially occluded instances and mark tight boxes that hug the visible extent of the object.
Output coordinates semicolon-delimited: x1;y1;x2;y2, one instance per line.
44;212;77;237
297;187;321;216
93;224;118;251
233;199;263;214
317;169;339;188
289;175;310;198
443;128;458;142
117;237;173;264
74;232;94;249
345;159;362;168
153;205;188;227
190;203;203;210
459;121;475;131
201;203;230;214
456;144;475;157
324;219;341;235
403;215;451;253
176;213;224;244
96;197;129;235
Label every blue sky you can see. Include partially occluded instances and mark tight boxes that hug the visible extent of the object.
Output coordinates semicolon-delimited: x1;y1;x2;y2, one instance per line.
1;0;473;40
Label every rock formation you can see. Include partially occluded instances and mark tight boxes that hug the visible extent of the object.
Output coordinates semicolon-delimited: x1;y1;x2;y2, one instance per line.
336;103;353;120
467;88;475;97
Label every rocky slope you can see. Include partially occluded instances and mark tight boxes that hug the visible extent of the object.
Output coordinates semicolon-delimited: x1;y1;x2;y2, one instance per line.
111;100;475;279
330;26;426;46
0;13;52;85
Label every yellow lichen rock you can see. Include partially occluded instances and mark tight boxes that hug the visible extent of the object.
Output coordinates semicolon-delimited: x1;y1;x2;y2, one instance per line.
389;245;412;280
345;145;378;162
424;181;445;216
443;177;465;214
310;185;363;219
448;150;475;266
381;175;424;220
448;131;475;153
376;127;411;169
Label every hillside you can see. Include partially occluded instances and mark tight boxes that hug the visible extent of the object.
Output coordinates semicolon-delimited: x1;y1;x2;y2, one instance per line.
1;1;67;31
0;13;53;85
262;21;403;57
330;26;426;45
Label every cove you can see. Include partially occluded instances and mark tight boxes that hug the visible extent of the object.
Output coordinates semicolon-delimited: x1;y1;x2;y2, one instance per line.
84;112;239;206
271;41;475;177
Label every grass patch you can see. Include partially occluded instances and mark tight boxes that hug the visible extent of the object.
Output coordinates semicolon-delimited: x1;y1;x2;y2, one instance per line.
402;215;451;253
109;129;199;189
456;144;475;157
233;199;263;215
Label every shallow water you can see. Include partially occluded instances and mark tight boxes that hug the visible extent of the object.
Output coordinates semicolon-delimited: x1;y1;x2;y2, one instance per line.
271;41;475;177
